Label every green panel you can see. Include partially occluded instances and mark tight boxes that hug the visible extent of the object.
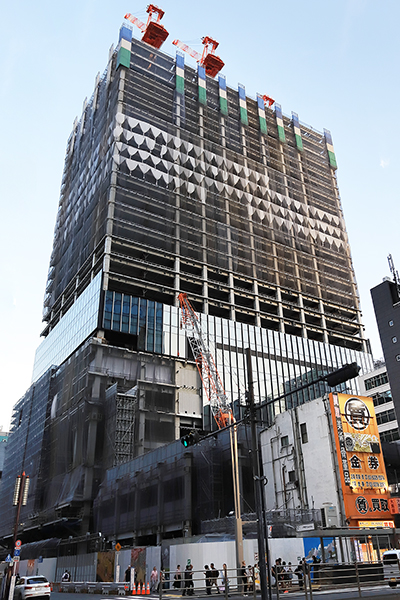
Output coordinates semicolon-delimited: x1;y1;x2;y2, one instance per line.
328;150;337;169
259;117;267;135
295;133;303;151
117;47;131;70
277;125;286;143
219;97;228;116
240;106;248;126
198;86;207;106
176;75;185;95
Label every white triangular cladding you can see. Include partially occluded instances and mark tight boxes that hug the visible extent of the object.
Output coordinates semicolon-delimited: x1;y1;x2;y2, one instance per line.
161;159;171;171
215;155;224;167
150;168;163;181
220;170;229;182
245;192;253;203
138;149;149;161
186;182;195;195
160;146;168;158
150;124;161;138
126;159;138;171
204;176;213;190
162;173;170;185
138;163;150;174
115;141;123;153
151;155;161;167
215;181;225;193
172;136;183;149
309;229;318;240
114;125;123;140
132;133;145;147
193;172;204;184
243;166;250;178
257;208;266;220
113;154;121;166
194;145;203;158
145;138;156;152
127;147;139;158
253;196;262;206
127;116;139;130
116;112;125;125
139;121;152;134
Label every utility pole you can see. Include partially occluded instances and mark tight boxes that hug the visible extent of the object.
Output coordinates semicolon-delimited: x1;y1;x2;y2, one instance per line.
246;348;271;600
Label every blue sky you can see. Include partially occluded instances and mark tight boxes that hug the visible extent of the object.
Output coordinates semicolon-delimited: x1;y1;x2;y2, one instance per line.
0;0;399;429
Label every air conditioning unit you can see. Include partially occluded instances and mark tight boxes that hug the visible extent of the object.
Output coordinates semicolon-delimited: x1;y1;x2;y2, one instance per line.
321;505;338;527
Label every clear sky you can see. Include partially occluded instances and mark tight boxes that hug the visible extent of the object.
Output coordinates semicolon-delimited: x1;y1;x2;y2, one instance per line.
0;0;399;430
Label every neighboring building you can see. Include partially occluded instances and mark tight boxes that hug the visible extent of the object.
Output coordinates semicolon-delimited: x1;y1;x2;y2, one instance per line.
0;21;373;548
260;393;393;534
371;276;400;437
358;361;399;443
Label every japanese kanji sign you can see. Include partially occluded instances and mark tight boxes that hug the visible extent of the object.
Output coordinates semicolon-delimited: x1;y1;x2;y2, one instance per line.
328;393;392;527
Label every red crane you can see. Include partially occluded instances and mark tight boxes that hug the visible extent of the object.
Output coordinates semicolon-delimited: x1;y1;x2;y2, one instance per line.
172;36;224;78
124;4;169;49
178;293;233;429
262;94;275;108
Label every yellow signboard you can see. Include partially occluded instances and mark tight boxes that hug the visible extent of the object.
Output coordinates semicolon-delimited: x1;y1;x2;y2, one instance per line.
328;393;392;527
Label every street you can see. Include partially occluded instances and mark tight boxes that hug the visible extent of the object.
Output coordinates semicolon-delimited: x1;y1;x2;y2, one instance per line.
50;587;400;600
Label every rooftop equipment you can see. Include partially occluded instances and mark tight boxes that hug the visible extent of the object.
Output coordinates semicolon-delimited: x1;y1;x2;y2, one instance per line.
172;36;224;78
125;4;169;49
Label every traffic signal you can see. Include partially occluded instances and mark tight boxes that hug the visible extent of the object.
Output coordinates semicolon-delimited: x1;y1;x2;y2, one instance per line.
324;362;361;388
180;430;200;448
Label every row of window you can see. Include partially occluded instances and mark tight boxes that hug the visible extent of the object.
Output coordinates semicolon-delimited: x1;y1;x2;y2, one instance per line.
376;409;397;426
281;422;308;448
372;390;392;407
364;372;389;391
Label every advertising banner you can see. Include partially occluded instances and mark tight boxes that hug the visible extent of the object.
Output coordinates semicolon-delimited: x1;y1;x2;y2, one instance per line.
328;393;393;527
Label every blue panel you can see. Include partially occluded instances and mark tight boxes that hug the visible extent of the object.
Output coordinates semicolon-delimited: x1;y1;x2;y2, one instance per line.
198;65;206;80
176;53;185;69
324;129;333;145
130;298;138;335
218;75;227;90
119;25;133;43
238;84;246;101
275;103;283;119
257;95;264;110
292;111;300;127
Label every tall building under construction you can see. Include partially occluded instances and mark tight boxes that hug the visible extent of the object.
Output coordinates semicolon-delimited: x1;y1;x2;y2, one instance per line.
0;19;373;547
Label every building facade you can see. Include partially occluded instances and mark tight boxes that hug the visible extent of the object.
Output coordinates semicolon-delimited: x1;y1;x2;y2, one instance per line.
371;277;400;434
0;23;373;547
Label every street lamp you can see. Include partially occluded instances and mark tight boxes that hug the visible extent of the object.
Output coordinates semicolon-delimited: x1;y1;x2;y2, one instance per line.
245;349;360;600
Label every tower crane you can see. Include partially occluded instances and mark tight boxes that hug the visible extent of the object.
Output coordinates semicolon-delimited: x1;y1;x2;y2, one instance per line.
124;4;169;50
262;94;275;108
178;293;232;428
172;36;224;78
178;292;243;569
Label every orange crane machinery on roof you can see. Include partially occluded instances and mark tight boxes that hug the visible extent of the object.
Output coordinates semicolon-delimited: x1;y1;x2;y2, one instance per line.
178;293;233;429
262;94;275;108
124;4;169;49
172;36;224;78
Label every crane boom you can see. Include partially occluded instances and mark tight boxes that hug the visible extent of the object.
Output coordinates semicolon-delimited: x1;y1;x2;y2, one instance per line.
178;293;232;428
172;40;202;62
124;13;146;33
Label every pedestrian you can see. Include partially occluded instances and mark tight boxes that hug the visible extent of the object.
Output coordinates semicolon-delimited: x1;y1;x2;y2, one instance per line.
187;565;194;596
173;565;182;589
221;564;229;595
312;555;321;583
204;565;212;595
182;564;190;596
150;566;158;594
125;566;131;583
294;562;303;590
286;563;293;589
239;561;247;595
210;563;220;594
62;570;70;582
247;565;254;592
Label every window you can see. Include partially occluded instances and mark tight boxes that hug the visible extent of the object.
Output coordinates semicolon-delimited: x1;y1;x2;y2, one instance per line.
288;470;297;483
372;390;392;406
396;355;400;362
281;435;289;448
365;372;389;390
392;336;398;344
389;320;394;327
300;423;308;444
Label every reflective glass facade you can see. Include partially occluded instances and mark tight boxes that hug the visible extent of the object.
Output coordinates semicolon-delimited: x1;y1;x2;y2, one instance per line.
32;272;102;382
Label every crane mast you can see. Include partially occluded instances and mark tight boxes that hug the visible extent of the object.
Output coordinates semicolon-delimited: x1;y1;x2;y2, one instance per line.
178;293;232;429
